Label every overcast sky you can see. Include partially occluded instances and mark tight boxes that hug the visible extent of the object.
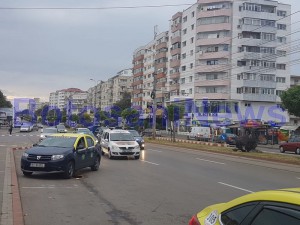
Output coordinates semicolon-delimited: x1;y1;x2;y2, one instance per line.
1;0;299;101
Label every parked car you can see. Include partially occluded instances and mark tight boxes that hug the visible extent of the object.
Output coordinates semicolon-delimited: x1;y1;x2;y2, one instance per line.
40;127;58;140
21;133;101;178
128;130;145;150
100;129;140;159
189;188;300;225
279;136;300;154
142;128;162;137
187;126;211;141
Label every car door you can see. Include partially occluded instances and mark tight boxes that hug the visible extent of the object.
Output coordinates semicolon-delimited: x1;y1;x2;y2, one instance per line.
74;137;88;169
85;136;97;167
101;132;109;153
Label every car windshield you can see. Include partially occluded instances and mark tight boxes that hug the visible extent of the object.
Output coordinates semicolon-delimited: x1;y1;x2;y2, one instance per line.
129;130;140;137
37;137;76;148
43;128;57;133
110;133;135;141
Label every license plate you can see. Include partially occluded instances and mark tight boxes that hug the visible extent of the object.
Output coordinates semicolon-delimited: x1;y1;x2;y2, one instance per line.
30;163;45;168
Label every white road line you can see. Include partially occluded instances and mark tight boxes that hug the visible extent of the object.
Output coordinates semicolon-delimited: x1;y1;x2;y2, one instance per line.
146;149;162;152
218;182;253;193
296;177;300;180
141;160;160;166
196;158;225;165
16;135;19;136
22;186;78;189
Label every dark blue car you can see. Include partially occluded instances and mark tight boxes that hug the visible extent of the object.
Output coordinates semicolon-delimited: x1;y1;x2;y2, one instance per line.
21;133;101;179
128;130;145;150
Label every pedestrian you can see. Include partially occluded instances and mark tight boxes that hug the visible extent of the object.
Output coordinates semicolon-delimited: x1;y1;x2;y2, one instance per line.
9;124;13;135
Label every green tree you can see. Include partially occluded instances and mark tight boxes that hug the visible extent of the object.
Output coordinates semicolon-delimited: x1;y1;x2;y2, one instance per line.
167;104;185;142
0;90;12;108
114;91;131;110
71;114;79;122
121;108;139;128
281;86;300;117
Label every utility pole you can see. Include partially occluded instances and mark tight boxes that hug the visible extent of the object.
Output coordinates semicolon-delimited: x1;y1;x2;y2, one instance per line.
152;27;158;139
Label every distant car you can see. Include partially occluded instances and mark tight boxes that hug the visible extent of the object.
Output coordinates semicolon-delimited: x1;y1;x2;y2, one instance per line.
56;124;67;133
21;133;102;178
74;128;98;143
279;136;300;154
128;130;145;150
20;123;33;132
189;188;300;225
100;129;140;159
142;128;162;137
40;127;58;140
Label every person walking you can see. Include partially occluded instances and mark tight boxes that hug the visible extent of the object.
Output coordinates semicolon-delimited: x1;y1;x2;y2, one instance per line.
9;124;13;135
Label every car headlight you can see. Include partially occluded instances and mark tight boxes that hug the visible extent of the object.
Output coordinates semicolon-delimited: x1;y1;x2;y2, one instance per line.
141;140;145;143
22;152;29;158
40;135;45;138
51;155;64;160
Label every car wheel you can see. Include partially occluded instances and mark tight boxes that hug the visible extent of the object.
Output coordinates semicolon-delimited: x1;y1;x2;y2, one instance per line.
296;148;300;155
101;150;105;156
63;161;75;179
135;155;140;160
279;146;285;153
91;156;100;171
23;171;33;176
108;150;114;160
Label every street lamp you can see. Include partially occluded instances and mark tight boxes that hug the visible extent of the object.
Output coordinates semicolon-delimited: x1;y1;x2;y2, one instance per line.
144;48;157;139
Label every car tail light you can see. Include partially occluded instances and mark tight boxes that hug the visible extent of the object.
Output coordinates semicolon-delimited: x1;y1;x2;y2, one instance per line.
189;215;201;225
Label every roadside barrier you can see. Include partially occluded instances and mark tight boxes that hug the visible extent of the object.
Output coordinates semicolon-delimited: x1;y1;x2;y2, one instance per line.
156;137;228;147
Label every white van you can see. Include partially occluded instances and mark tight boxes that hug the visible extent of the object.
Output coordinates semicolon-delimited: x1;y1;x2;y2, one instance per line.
187;126;211;141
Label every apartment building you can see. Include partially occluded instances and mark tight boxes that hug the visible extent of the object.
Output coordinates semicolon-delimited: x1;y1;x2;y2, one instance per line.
49;88;88;114
133;0;292;127
99;69;133;111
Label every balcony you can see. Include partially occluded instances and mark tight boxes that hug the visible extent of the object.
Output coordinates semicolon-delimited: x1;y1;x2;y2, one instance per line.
195;64;231;73
133;72;143;77
194;92;230;99
197;9;232;19
170;48;181;56
156;62;167;70
171;23;182;33
156;72;166;79
197;0;233;4
133;54;144;62
170;59;181;68
238;93;276;102
133;63;144;70
194;79;230;86
196;51;230;60
196;37;231;46
171;36;181;45
196;23;231;33
156;42;167;50
170;72;180;80
132;80;143;86
155;51;167;60
240;24;276;33
170;83;180;91
237;80;277;89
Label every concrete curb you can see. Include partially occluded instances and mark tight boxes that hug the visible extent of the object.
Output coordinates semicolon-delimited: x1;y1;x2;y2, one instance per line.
11;149;24;225
156;137;228;147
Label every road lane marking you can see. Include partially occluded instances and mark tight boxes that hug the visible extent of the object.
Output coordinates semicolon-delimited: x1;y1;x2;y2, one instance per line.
297;177;300;180
146;149;162;152
141;160;159;166
22;186;78;189
196;158;225;165
218;182;253;193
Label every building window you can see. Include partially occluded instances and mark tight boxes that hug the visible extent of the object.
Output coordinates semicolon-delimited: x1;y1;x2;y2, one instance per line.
206;87;217;93
190;50;194;56
276;77;286;83
182;53;186;59
277;10;287;17
276;64;286;70
277;36;286;43
207;60;218;65
182;41;187;47
206;74;218;80
276;90;284;96
191;37;194;43
189;76;193;82
183;16;187;22
183;28;187;35
191;24;194;30
182;66;186;71
181;78;185;84
189;88;193;94
191;11;195;17
277;24;287;30
190;63;193;69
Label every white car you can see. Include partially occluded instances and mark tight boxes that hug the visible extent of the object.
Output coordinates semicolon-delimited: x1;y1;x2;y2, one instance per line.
100;129;140;159
20;123;33;132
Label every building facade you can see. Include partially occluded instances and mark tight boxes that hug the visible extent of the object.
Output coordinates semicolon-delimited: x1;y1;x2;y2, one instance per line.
133;0;291;128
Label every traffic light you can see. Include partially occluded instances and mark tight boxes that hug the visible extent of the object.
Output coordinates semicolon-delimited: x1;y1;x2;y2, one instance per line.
150;91;156;99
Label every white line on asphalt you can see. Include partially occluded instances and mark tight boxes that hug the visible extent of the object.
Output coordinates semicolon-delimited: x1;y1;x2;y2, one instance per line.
296;177;300;180
218;182;253;193
141;160;160;166
146;149;162;152
196;158;225;165
16;135;19;136
22;186;78;189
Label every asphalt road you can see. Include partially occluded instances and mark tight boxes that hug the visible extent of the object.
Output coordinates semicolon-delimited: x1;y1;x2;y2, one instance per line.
1;129;300;225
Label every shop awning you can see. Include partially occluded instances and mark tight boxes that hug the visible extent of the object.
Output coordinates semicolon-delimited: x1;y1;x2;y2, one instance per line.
279;125;299;131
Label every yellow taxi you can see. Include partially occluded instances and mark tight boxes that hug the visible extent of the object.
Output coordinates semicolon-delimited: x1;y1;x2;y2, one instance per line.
189;188;300;225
